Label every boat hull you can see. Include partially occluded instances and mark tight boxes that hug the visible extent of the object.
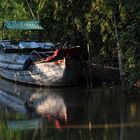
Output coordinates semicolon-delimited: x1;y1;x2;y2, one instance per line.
0;54;82;86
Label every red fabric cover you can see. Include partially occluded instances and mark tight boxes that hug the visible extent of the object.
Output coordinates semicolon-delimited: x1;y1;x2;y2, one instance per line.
45;47;80;62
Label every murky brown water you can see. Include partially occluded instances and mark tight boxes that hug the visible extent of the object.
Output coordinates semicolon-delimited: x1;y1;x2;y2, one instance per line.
0;78;140;140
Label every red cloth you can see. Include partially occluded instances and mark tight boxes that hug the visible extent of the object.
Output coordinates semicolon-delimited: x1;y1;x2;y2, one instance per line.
44;47;80;62
45;49;60;62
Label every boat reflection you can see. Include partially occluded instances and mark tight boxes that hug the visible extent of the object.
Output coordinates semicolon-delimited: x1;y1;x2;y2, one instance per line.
24;92;67;121
0;78;87;130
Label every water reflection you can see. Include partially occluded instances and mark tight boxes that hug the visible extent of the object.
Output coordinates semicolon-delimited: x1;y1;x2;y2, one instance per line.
0;79;68;129
0;78;140;140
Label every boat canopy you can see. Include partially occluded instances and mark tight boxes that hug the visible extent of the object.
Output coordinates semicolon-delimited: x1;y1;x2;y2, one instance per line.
2;20;44;30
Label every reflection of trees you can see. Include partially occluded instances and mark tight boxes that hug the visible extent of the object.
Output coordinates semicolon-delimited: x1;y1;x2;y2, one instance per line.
0;79;140;140
85;86;140;140
87;86;124;124
0;105;24;140
64;88;87;125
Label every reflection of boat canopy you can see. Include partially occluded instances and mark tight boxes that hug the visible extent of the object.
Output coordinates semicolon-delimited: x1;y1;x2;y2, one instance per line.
7;119;42;130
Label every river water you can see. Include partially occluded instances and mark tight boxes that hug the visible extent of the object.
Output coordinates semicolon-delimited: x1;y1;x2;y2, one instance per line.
0;78;140;140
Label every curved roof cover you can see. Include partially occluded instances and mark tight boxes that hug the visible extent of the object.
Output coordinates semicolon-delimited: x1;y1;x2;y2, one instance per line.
3;20;44;30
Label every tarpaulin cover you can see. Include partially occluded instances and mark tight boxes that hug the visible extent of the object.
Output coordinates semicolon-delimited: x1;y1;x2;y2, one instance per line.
3;20;44;30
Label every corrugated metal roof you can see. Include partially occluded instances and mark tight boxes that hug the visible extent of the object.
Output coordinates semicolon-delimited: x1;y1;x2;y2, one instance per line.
3;20;44;30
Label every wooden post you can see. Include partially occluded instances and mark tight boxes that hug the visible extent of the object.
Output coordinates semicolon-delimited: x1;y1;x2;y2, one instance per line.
114;15;123;76
113;14;126;92
87;43;92;88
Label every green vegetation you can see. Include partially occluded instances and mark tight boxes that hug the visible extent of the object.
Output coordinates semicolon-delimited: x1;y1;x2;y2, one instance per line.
0;0;140;88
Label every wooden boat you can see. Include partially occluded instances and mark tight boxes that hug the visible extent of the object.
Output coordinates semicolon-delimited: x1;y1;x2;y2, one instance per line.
0;49;83;87
0;21;83;87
